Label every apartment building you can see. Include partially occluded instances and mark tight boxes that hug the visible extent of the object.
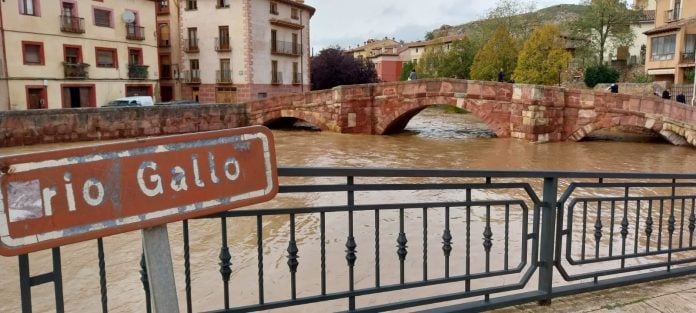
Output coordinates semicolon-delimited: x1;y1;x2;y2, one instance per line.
645;0;696;83
0;0;159;110
179;0;314;103
350;38;402;82
155;0;181;102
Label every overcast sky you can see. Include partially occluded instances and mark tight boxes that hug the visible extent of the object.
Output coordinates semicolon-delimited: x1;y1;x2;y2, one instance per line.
303;0;578;51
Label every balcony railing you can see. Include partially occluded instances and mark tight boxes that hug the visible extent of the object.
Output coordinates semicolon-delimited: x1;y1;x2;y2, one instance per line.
216;70;233;84
215;37;231;52
60;15;85;33
126;24;145;41
271;71;283;85
665;9;680;22
292;72;302;85
63;62;89;79
158;38;171;48
183;70;201;83
128;64;149;80
681;51;696;64
271;41;302;56
160;64;172;80
637;9;655;22
184;39;199;53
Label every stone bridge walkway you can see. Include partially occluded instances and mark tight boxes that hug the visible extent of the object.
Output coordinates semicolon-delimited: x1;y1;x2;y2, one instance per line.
494;275;696;313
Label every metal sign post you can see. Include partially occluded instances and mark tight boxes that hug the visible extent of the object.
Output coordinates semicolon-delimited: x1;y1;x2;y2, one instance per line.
143;225;179;313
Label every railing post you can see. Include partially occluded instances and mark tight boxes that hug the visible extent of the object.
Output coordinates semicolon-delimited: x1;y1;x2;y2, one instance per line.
538;177;558;305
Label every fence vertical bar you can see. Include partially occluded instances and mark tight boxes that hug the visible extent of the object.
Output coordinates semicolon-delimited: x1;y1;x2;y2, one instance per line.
97;239;108;313
19;254;32;313
539;177;558;305
52;247;64;313
345;176;357;311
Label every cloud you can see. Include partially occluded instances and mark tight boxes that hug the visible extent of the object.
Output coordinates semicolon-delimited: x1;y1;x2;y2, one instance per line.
304;0;576;50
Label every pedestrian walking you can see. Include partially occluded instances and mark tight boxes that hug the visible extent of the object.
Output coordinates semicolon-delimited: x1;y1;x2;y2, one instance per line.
497;68;504;82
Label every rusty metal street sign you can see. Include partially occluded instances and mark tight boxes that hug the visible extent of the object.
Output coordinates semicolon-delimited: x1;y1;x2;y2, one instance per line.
0;126;278;256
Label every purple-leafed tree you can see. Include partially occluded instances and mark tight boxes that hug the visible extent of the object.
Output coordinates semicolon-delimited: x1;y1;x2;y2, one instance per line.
310;47;379;90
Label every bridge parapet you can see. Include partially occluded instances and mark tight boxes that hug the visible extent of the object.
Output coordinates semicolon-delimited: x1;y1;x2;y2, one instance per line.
1;79;696;148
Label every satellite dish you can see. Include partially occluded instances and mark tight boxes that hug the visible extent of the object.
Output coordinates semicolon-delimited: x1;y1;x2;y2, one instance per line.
122;11;136;24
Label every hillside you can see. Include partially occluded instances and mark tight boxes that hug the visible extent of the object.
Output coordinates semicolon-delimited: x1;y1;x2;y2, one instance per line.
430;4;586;38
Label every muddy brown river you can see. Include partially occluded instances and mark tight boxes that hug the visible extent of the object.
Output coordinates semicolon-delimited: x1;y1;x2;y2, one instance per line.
1;108;695;312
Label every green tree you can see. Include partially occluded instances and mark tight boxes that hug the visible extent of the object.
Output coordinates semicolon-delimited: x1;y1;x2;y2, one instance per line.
470;25;518;81
415;47;446;78
400;61;416;81
513;24;571;85
438;38;478;79
571;0;638;64
584;64;619;87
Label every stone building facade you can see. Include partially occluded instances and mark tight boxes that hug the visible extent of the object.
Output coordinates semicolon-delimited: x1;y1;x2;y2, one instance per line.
0;0;159;110
178;0;314;103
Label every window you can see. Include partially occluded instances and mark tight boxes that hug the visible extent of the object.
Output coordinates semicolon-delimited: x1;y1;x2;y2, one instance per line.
291;8;299;19
271;60;281;84
158;23;171;47
64;45;82;64
22;41;44;65
186;0;197;10
156;0;169;14
218;26;230;50
217;0;229;8
95;48;117;68
271;30;278;52
292;62;300;84
19;0;39;16
129;48;143;65
651;35;676;61
93;8;112;27
270;2;278;15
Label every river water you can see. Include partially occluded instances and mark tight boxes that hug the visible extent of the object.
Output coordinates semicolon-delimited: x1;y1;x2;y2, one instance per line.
1;108;695;312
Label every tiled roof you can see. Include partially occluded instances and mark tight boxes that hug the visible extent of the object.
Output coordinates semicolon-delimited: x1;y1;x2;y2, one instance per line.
644;16;696;35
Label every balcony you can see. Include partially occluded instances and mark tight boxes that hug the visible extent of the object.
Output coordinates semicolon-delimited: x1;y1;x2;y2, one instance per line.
183;70;201;84
126;24;145;41
158;38;171;48
665;9;680;22
160;64;172;80
682;52;695;64
637;10;655;22
63;63;89;79
217;70;233;84
128;64;149;80
271;41;301;56
215;37;231;52
60;16;85;33
292;72;302;85
271;71;283;85
184;39;199;53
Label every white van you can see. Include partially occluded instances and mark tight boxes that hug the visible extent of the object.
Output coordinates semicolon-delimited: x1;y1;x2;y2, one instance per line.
104;96;154;107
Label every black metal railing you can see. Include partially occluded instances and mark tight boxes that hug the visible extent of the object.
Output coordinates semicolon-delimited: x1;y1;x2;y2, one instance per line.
63;62;89;79
271;41;301;56
128;64;149;79
292;72;302;85
59;15;85;33
184;39;199;53
160;64;172;80
182;70;201;83
158;38;171;48
7;168;696;313
217;70;232;83
682;51;695;63
126;24;145;41
216;37;231;52
638;9;655;22
271;71;283;85
665;9;680;22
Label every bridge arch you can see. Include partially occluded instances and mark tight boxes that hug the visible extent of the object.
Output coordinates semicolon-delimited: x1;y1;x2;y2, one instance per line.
377;96;511;137
261;110;330;132
569;118;689;146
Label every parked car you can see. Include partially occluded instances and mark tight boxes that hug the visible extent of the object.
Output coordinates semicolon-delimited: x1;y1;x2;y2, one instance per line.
103;96;154;107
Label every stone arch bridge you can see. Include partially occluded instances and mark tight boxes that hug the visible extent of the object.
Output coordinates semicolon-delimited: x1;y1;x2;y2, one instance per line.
2;79;696;147
247;79;696;146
